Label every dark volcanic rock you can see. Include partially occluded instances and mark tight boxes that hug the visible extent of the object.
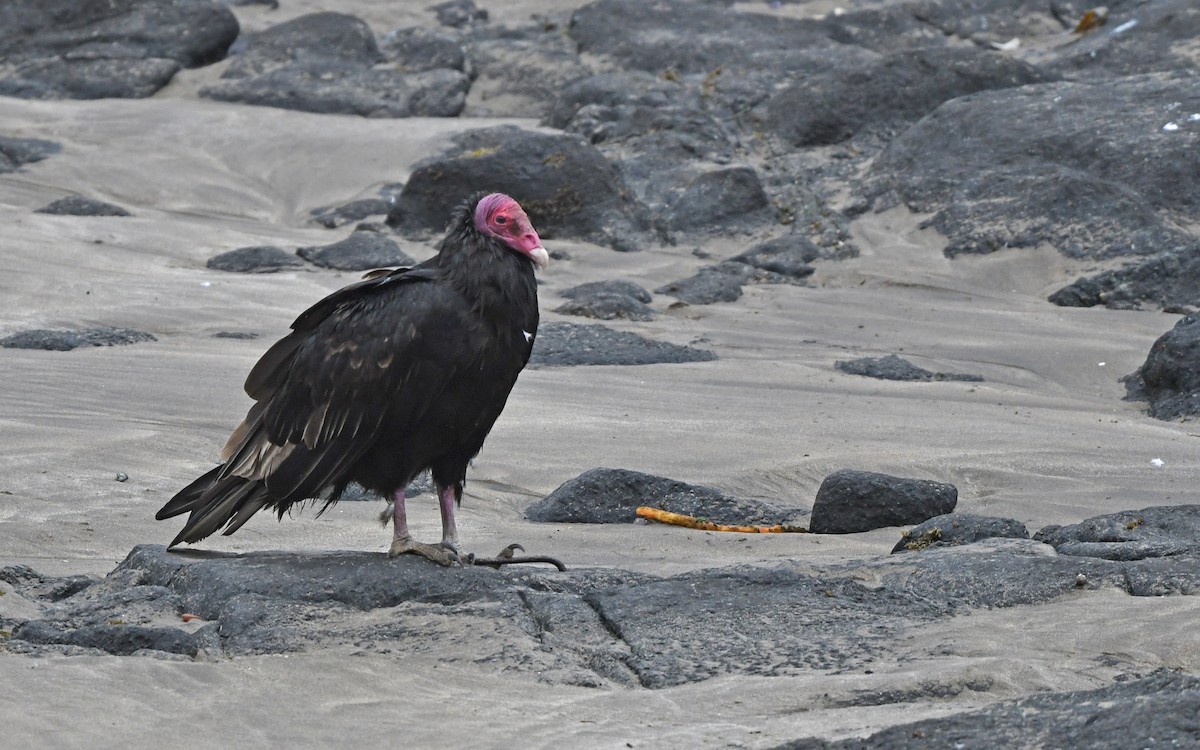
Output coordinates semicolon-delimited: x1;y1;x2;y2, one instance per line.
0;0;238;99
893;513;1029;553
836;354;984;383
568;0;836;75
13;621;199;657
862;74;1200;261
554;294;655;322
35;196;130;217
556;280;655;321
526;467;791;526
0;137;61;173
654;234;837;306
221;12;382;76
1047;0;1200;78
529;321;715;367
8;537;1200;686
1034;505;1200;560
668;166;769;233
587;565;945;689
310;198;394;229
380;27;468;73
778;671;1200;750
559;280;651;304
206;246;304;273
1122;315;1200;420
655;260;809;306
760;46;1052;147
116;545;506;621
430;0;488;28
468;31;589;118
1;564;94;602
297;231;415;271
655;264;747;305
811;470;958;534
1049;242;1200;310
871;538;1133;609
732;235;836;278
1;327;156;351
201;13;469;117
388;126;649;246
544;72;681;132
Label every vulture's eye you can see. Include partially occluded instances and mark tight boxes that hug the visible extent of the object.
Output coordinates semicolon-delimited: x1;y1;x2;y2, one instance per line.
495;215;508;225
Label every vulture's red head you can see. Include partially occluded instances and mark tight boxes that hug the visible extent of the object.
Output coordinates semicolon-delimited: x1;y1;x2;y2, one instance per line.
474;193;549;270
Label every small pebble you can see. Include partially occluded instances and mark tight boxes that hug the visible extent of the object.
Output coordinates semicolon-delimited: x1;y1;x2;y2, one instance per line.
115;472;129;482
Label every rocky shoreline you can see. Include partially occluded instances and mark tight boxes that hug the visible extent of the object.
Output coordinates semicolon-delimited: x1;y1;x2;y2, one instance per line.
2;0;1199;747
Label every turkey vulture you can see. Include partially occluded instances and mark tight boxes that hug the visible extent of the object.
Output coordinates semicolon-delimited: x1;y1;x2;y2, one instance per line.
157;192;547;565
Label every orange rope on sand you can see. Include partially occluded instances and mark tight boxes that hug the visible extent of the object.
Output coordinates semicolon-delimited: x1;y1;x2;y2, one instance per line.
636;506;808;533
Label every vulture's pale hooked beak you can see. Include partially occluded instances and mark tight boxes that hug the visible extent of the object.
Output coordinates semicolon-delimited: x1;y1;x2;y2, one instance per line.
529;245;550;270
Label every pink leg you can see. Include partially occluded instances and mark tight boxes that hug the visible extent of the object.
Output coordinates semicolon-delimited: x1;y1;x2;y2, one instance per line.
386;488;458;566
438;483;460;551
390;489;411;546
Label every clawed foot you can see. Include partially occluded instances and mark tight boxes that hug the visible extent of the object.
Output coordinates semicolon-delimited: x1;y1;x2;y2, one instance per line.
467;543;566;571
389;539;460;567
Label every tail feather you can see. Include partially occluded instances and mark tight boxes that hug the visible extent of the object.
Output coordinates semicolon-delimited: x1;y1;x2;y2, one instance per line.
159;467;272;547
169;478;259;546
156;465;222;521
220;493;270;537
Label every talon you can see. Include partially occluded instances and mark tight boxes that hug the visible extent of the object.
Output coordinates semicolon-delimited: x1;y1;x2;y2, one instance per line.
497;543;525;560
389;539;460;566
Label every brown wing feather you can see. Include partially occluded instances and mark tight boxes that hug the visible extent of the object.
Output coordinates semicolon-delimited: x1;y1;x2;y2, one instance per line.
159;264;467;544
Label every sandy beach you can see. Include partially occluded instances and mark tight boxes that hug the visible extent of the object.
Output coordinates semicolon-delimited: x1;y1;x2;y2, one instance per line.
3;2;1200;747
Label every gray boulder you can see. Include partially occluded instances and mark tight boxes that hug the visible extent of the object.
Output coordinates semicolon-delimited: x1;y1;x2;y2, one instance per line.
559;280;651;304
556;281;655;321
554;294;654;322
0;0;237;99
0;137;60;173
1049;242;1200;310
387;126;649;246
862;74;1200;261
1034;504;1200;560
777;671;1200;749
297;231;415;271
529;322;715;367
1047;0;1200;78
568;0;838;76
526;467;790;526
893;513;1029;553
811;470;958;534
836;354;983;383
0;327;156;351
207;246;303;273
201;13;468;117
759;46;1052;147
380;27;469;74
667;166;769;234
1122;315;1200;420
35;196;129;217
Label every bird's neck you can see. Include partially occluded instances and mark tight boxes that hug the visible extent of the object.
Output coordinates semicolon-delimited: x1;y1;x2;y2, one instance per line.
439;233;539;333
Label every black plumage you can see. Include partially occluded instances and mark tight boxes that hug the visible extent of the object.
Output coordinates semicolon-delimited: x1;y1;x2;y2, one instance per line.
157;192;547;564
